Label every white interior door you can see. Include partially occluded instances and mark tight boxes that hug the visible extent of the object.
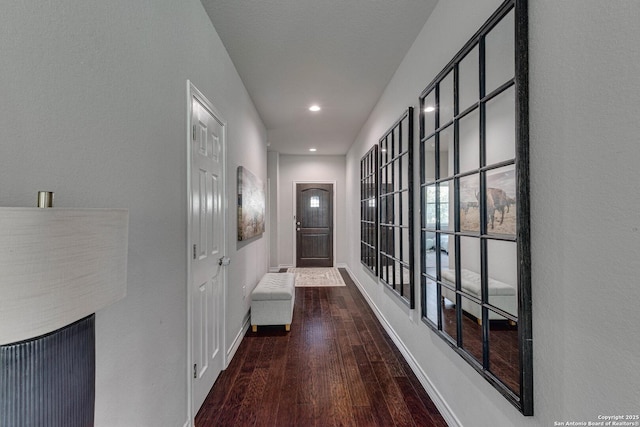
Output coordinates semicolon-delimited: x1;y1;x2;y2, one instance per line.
189;85;226;415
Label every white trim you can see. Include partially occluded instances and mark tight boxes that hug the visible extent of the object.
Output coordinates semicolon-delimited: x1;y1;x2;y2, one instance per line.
269;267;281;273
226;314;250;366
186;80;228;424
291;180;337;267
343;265;461;427
182;419;191;427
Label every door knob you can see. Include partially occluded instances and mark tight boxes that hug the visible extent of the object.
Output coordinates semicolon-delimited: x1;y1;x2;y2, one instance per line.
296;221;301;225
296;228;301;231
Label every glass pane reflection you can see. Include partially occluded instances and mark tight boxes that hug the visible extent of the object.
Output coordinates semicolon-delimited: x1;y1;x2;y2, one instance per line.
424;278;438;324
458;45;480;112
485;165;516;236
486;86;516;166
460;296;483;363
423;137;436;182
423;91;437;137
458;108;480;174
441;284;457;342
424;232;436;278
489;312;520;396
439;126;454;178
440;72;455;125
487;239;518;317
459;174;480;233
485;9;515;94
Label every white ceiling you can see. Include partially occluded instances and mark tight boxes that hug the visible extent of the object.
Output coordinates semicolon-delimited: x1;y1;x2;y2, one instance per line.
201;0;438;155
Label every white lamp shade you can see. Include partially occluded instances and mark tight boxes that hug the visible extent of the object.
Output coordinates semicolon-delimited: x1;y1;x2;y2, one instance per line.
0;208;128;345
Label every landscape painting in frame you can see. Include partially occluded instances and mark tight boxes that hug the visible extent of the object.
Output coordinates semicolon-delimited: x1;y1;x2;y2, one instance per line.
237;166;265;241
460;165;516;236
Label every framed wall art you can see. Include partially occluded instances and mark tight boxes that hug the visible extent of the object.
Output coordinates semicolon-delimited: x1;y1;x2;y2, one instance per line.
237;166;265;241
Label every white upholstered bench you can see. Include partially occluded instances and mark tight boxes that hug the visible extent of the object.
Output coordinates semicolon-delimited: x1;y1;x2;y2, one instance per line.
441;269;516;324
251;273;295;332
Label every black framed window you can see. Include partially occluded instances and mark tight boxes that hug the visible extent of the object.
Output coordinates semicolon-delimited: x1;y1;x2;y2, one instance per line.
360;145;378;275
379;107;414;308
419;0;532;415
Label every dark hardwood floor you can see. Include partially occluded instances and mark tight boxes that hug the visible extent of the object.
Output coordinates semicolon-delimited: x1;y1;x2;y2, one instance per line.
195;269;447;427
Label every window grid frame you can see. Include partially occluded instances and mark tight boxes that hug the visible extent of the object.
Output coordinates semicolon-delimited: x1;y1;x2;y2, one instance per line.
418;0;532;415
379;107;414;308
360;145;379;275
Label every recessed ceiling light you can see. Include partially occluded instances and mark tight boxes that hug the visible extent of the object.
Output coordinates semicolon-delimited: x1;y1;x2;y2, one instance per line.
424;106;436;113
309;105;321;112
309;148;317;152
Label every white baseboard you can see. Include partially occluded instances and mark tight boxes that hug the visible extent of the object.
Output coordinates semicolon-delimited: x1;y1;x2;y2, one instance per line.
336;262;348;268
182;418;191;427
343;265;461;427
226;313;250;366
269;267;281;272
278;264;293;270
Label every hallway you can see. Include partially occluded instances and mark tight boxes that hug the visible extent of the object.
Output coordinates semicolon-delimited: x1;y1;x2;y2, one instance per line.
195;269;446;426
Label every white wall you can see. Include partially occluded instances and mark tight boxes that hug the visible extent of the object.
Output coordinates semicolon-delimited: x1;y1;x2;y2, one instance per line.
276;155;347;268
267;151;280;270
346;0;640;426
0;1;267;426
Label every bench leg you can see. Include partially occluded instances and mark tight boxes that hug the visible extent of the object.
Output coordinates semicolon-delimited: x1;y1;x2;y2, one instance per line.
252;325;257;333
285;324;290;332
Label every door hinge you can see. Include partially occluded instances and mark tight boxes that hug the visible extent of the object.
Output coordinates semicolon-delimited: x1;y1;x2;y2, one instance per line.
193;244;197;260
192;125;197;141
193;363;197;379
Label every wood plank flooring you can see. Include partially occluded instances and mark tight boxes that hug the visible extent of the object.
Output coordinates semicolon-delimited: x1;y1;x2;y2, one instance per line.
195;269;447;427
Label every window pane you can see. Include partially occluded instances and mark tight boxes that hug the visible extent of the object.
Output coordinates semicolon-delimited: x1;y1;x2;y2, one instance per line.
485;165;516;236
424;277;438;324
458;108;480;174
380;137;388;165
394;158;401;193
485;9;515;94
401;191;409;227
458;236;481;299
486;86;515;166
424;231;437;278
401;266;411;299
489;312;520;396
401;227;410;264
424;185;436;229
401;115;410;153
439;181;453;232
423;90;437;136
439;234;455;286
440;71;455;125
401;153;409;191
460;296;483;363
441;284;457;342
459;45;480;112
439;125;454;178
487;239;518;317
394;192;402;226
393;126;401;157
459;174;480;233
423;137;436;183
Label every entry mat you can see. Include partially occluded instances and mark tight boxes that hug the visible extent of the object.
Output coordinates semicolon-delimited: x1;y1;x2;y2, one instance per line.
287;267;346;287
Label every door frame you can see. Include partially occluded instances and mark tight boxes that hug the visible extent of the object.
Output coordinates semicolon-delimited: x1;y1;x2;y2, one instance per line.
186;80;227;423
292;180;336;267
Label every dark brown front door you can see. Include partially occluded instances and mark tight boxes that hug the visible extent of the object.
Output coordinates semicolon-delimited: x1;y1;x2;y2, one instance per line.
296;183;333;267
